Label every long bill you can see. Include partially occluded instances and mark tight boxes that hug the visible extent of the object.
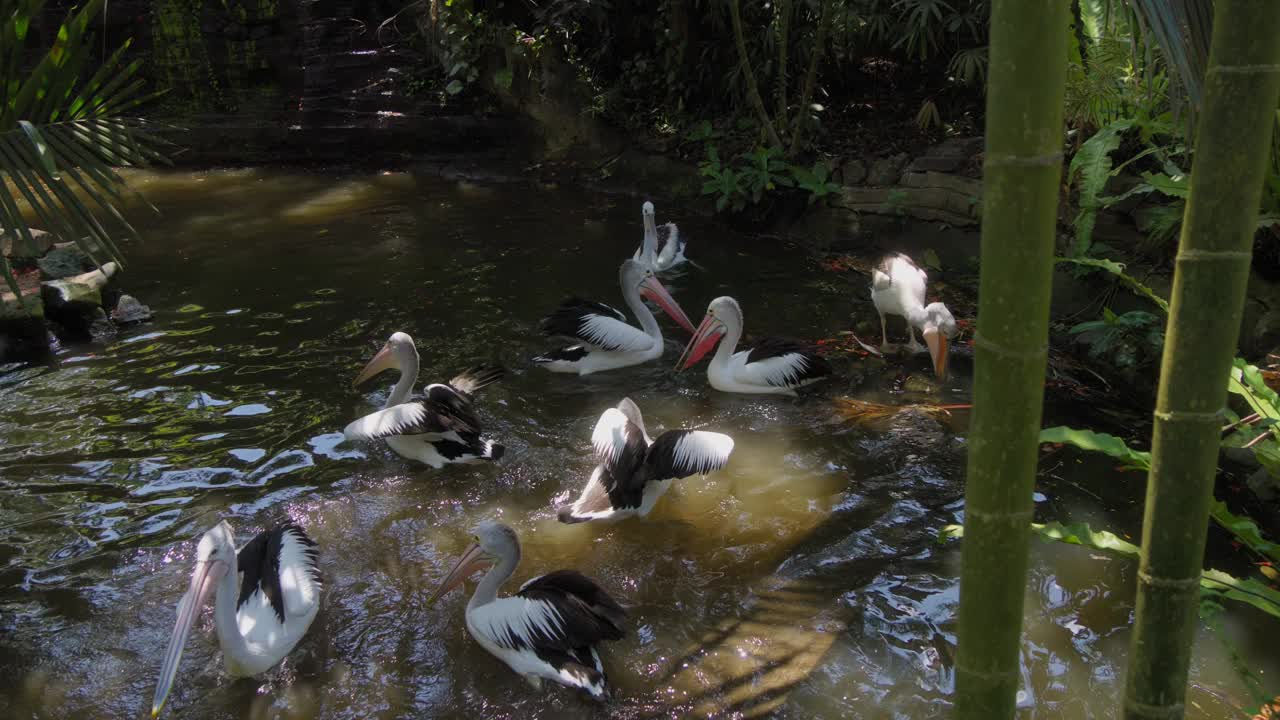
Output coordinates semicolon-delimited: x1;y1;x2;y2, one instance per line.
675;314;726;371
639;276;695;333
427;543;491;606
151;559;227;718
353;344;395;386
924;327;949;379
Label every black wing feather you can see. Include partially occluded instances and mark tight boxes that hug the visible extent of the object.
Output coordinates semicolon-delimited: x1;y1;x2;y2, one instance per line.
236;525;318;624
540;297;626;340
447;364;504;396
518;570;627;646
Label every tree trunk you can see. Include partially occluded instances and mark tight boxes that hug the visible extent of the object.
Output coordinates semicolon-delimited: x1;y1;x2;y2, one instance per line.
1122;2;1280;719
788;0;832;157
954;0;1070;717
726;0;783;148
775;0;790;137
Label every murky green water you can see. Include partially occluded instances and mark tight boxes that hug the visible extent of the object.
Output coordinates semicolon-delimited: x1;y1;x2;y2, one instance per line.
1;168;1274;719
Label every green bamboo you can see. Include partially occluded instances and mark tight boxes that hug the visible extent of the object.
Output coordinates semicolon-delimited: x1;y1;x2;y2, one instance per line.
1123;2;1280;718
954;1;1070;717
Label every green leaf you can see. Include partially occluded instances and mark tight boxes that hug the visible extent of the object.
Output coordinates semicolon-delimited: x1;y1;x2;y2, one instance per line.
1138;170;1190;198
1054;256;1171;312
1039;425;1153;470
445;80;464;95
1068;119;1130;255
17;120;58;178
1033;520;1141;555
1201;570;1280;622
1209;501;1280;564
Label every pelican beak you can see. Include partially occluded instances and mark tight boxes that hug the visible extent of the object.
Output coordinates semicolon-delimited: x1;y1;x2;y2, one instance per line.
428;543;491;606
676;314;726;371
924;327;949;379
151;558;228;718
353;344;395;386
640;276;695;333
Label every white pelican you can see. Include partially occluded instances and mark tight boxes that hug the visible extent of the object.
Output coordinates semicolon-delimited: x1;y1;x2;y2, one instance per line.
535;259;695;375
429;521;626;699
345;332;504;468
633;201;686;272
558;397;734;523
870;253;957;377
151;521;321;718
676;296;831;395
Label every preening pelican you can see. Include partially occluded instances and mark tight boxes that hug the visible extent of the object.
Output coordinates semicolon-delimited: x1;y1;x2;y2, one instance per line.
870;253;957;377
633;201;687;272
345;332;504;468
676;296;831;395
559;397;734;523
430;521;626;699
535;259;695;375
151;521;320;718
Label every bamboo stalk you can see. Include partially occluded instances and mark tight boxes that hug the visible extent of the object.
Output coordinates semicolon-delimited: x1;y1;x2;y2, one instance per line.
1123;3;1280;718
954;0;1070;717
726;0;784;148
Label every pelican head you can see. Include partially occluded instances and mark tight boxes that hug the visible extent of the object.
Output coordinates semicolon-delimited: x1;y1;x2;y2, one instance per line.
676;296;742;371
428;521;521;604
151;521;237;718
353;331;419;386
642;201;655;217
620;259;694;333
911;302;956;378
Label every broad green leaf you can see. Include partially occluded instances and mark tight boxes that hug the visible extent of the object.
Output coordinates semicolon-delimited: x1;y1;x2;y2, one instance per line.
17;120;58;178
1138;170;1190;198
1068;119;1130;255
1209;501;1280;564
1201;570;1280;622
445;79;464;95
1033;520;1141;555
1039;425;1153;470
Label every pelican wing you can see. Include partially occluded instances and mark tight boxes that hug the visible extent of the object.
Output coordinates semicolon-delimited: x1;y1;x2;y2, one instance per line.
743;339;832;387
540;298;653;352
645;430;735;481
591;407;648;477
343;400;478;441
468;571;625;657
236;525;320;623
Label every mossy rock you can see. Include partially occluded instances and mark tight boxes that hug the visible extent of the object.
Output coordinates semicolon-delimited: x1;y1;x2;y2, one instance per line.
37;244;94;280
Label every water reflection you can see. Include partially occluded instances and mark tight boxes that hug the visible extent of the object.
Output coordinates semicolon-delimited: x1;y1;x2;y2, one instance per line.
0;168;1273;719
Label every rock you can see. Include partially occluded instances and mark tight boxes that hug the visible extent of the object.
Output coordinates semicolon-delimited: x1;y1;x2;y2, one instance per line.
841;158;867;185
88;307;117;340
37;243;95;279
867;152;910;186
110;294;153;325
1254;308;1280;353
907;136;984;174
1;228;56;259
41;261;118;311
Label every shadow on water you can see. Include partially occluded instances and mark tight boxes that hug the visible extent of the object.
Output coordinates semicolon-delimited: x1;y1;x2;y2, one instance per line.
1;168;1275;719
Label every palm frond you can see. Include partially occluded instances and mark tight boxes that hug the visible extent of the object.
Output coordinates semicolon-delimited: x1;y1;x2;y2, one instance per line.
1126;0;1213;118
0;0;171;306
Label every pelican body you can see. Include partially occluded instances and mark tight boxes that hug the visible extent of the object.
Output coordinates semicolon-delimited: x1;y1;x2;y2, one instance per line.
535;259;694;375
677;296;831;395
870;253;957;377
559;398;734;523
345;332;504;468
633;201;686;272
151;521;321;718
430;522;626;699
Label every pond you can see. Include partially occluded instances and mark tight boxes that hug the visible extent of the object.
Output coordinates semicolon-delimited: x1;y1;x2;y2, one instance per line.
0;168;1274;719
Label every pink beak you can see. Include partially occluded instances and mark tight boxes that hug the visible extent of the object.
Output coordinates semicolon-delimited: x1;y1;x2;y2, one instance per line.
639;276;695;334
353;344;395;386
676;314;727;371
427;543;492;605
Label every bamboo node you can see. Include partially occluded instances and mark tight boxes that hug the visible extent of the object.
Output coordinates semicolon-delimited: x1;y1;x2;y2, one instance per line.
1153;409;1223;424
983;151;1063;168
972;333;1049;361
1137;570;1200;589
965;507;1034;523
1175;249;1252;262
1208;63;1280;75
1124;696;1185;718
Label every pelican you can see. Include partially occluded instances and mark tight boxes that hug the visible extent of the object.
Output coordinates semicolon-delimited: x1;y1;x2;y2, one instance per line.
429;521;626;699
676;296;831;395
535;259;695;374
344;332;504;468
633;201;686;272
558;398;734;523
151;521;321;718
870;253;957;377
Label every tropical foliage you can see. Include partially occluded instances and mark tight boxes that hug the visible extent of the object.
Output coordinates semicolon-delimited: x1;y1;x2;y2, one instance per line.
0;0;169;299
